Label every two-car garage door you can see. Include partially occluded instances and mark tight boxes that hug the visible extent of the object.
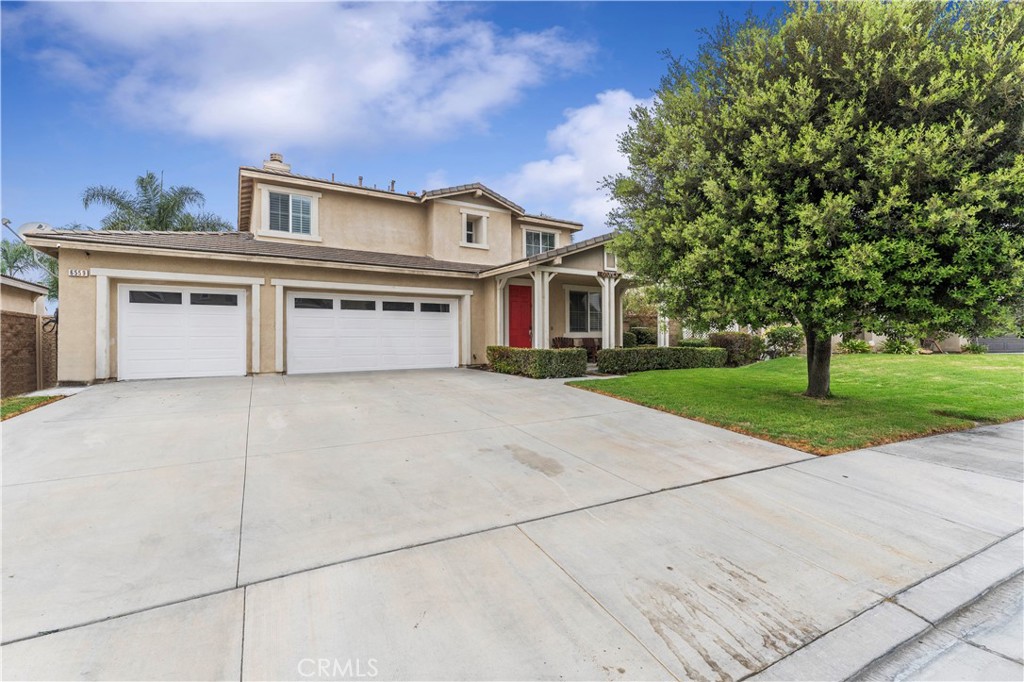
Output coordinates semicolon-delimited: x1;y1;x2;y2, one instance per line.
286;292;458;374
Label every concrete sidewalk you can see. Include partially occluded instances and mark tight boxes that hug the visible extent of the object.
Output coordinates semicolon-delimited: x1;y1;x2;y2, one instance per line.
2;373;1021;681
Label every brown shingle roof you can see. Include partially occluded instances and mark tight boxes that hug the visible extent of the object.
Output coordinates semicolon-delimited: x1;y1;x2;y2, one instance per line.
24;230;486;274
421;183;524;213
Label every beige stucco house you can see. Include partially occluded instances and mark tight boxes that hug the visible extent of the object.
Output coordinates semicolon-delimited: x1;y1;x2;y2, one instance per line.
25;154;626;383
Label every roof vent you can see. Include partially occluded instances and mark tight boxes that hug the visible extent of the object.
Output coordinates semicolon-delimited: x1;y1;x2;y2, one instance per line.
263;152;291;173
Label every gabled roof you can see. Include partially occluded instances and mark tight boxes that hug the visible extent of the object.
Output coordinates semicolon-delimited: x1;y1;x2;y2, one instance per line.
23;230;486;275
237;167;583;230
529;232;614;263
421;183;524;214
478;232;615;275
1;274;48;295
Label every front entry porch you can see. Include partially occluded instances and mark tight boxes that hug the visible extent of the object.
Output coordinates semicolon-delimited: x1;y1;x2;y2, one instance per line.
494;268;625;354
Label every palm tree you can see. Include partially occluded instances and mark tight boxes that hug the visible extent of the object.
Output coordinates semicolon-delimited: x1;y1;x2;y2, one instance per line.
1;239;38;277
1;239;58;300
82;172;233;231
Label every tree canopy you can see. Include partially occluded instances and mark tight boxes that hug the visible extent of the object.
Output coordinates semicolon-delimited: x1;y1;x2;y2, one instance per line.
82;172;233;232
609;0;1024;396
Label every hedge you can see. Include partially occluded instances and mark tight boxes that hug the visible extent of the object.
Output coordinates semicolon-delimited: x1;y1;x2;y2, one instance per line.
596;346;726;374
622;331;638;348
677;338;710;348
708;332;764;367
630;326;657;345
486;346;588;379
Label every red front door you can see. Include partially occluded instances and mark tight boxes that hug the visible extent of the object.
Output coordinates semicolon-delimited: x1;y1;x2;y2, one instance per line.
508;285;532;347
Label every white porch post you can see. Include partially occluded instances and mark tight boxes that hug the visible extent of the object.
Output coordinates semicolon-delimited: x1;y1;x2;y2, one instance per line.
530;271;543;348
657;313;670;347
530;270;555;348
596;273;619;349
495;276;508;346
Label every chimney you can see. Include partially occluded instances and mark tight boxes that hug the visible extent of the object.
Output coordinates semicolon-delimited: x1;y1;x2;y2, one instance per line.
358;176;363;187
262;152;291;173
389;180;396;192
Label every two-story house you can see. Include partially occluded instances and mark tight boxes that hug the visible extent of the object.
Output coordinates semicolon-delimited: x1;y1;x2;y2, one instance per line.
24;154;626;383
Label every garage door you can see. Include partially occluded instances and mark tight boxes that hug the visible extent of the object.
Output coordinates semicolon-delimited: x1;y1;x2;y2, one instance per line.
118;286;247;380
287;293;458;374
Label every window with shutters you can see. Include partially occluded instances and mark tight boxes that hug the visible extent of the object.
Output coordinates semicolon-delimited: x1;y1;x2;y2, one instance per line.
258;184;320;241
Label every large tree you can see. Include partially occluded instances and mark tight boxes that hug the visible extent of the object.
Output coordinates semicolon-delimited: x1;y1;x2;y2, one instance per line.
610;0;1024;397
82;171;233;232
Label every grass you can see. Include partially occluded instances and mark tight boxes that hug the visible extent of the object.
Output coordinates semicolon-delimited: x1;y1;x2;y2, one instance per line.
569;354;1024;455
1;394;64;421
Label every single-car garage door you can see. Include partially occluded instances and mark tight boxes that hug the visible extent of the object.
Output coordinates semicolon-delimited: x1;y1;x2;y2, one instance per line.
287;292;458;374
118;285;247;380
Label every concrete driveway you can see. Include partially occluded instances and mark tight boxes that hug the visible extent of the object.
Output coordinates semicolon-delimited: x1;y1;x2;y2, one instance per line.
2;370;1021;681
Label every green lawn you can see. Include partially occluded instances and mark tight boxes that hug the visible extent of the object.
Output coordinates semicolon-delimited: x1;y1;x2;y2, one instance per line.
569;354;1024;454
1;395;63;421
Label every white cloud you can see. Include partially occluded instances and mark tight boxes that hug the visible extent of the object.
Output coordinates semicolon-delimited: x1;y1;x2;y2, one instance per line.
498;89;650;235
11;2;591;154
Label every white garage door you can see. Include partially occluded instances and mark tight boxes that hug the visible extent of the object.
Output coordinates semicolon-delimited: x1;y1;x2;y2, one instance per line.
287;292;458;374
118;285;247;380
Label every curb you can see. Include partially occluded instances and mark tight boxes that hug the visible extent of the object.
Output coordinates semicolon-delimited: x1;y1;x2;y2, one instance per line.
748;530;1024;681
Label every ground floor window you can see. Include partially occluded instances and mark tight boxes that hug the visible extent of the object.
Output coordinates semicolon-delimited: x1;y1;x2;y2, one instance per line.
568;290;601;334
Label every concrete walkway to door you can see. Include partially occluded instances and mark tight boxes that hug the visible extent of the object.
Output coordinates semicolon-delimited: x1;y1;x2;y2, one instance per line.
1;369;1021;680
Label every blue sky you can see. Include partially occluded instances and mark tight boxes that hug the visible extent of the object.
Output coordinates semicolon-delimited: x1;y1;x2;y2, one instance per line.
2;1;778;241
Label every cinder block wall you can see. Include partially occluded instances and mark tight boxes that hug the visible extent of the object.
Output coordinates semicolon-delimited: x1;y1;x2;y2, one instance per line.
1;311;39;397
40;319;58;388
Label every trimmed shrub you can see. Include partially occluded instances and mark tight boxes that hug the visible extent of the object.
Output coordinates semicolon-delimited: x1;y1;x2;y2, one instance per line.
836;339;872;354
677;338;710;348
765;325;803;358
881;337;918;354
486;346;587;379
708;332;765;367
622;331;638;348
597;346;726;374
630;326;657;346
961;342;988;354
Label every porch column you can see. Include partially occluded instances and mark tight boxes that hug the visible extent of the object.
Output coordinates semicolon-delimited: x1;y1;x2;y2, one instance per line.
530;271;544;348
530;270;555;348
657;313;670;347
596;273;619;350
495;276;508;346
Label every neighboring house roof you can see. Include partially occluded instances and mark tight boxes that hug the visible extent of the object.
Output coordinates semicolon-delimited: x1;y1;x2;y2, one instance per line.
236;166;582;231
1;274;48;295
23;230;487;275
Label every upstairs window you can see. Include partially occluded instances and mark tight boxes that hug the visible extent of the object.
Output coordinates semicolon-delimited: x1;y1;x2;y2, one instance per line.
259;184;320;240
269;192;311;235
461;209;488;248
525;230;556;257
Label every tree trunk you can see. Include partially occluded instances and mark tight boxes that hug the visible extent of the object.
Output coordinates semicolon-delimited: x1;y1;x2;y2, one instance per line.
803;327;832;398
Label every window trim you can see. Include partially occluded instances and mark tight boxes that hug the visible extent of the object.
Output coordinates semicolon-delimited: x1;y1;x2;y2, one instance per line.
563;285;602;338
523;227;558;258
604;247;618;272
257;183;322;242
460;208;489;249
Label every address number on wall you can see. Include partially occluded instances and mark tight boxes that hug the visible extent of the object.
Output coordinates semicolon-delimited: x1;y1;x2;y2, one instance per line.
68;269;90;277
